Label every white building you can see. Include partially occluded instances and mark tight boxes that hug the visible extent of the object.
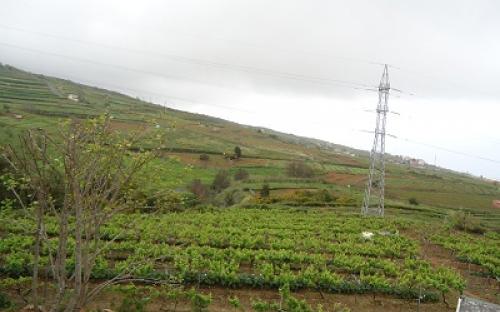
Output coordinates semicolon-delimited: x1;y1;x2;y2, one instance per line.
67;94;79;102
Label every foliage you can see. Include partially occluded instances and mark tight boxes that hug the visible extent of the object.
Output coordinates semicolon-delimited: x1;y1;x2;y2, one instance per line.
0;292;10;309
0;208;468;302
250;287;328;312
187;288;212;312
1;115;162;311
260;184;270;198
286;162;314;178
199;154;210;161
189;179;210;201
408;197;419;205
116;285;152;312
234;146;242;159
228;295;241;309
234;168;249;181
155;190;197;212
432;231;499;278
448;210;486;234
251;298;274;312
278;189;336;205
335;194;357;206
212;170;231;193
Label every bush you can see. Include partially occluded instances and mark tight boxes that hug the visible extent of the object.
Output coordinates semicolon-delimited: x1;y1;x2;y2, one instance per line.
117;293;149;312
224;190;237;206
315;189;335;203
199;154;210;161
408;197;419;206
146;190;196;212
228;296;240;309
188;289;212;312
188;179;210;201
211;170;231;193
286;161;314;178
260;184;270;198
336;194;357;206
234;146;242;159
234;168;249;181
116;285;151;312
448;210;486;234
0;292;10;309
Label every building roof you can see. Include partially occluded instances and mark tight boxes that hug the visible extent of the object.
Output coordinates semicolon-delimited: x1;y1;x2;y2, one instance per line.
456;296;500;312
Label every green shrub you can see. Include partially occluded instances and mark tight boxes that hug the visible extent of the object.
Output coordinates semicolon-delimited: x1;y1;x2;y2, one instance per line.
188;179;210;202
336;194;357;206
448;210;486;234
188;289;212;312
118;295;149;312
260;184;270;198
228;295;241;309
0;292;11;309
115;285;152;312
408;197;419;205
155;190;188;212
286;162;314;178
251;298;272;312
316;189;335;203
234;168;249;181
212;170;231;193
234;146;242;159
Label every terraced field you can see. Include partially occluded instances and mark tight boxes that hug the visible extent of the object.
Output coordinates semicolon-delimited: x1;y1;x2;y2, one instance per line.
0;64;499;311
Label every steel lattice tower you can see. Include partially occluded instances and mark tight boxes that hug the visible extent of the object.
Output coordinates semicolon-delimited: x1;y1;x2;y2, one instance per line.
362;64;390;216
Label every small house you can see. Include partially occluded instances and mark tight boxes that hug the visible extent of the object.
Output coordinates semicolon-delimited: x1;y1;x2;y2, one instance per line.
67;94;79;102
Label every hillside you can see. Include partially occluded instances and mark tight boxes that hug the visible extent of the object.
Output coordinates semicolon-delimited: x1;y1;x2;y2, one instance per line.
1;64;499;228
1;63;500;311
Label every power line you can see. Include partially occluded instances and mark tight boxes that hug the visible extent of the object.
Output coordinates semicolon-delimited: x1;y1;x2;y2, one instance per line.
2;26;498;169
390;137;500;164
0;25;376;90
0;23;385;70
0;41;212;86
354;129;500;165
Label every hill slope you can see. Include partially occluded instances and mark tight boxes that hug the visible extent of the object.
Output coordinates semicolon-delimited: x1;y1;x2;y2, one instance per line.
1;63;499;228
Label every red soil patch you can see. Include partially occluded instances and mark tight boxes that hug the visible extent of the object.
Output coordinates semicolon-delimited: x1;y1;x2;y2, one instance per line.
324;172;365;186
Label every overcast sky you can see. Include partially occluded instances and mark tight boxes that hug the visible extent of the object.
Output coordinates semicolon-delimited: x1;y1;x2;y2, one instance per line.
1;0;499;180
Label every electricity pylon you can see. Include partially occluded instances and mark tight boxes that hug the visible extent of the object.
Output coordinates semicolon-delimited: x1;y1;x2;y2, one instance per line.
362;64;390;216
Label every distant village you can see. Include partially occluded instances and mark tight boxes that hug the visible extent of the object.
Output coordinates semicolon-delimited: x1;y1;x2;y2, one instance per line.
392;155;427;168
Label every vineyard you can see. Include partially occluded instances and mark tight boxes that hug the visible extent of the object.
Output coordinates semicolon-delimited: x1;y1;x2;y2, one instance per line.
0;207;472;309
0;65;499;311
432;231;500;278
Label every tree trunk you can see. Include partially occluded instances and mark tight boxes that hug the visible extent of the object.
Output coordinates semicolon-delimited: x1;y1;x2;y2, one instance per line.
52;197;70;311
32;202;43;312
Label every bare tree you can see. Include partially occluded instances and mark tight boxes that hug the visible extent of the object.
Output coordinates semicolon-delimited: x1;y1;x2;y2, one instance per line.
3;116;163;311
